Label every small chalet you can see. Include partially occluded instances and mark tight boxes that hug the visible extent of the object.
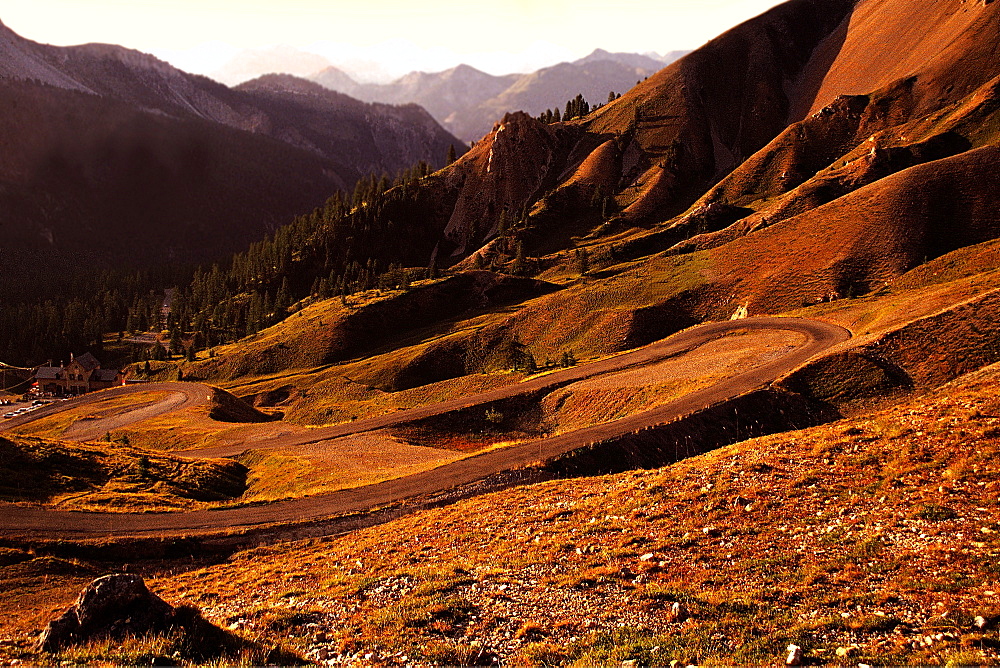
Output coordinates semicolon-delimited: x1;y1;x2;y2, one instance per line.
34;353;122;396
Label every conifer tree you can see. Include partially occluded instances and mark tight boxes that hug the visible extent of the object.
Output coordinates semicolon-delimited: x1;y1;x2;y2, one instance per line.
512;241;527;276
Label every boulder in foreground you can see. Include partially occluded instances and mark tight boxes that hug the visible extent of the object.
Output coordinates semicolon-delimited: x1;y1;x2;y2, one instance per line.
38;573;300;663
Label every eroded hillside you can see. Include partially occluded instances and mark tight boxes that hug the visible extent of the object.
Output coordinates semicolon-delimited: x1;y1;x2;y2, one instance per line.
5;0;1000;663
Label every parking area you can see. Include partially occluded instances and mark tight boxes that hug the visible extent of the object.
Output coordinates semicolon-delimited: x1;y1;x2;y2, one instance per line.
1;398;56;420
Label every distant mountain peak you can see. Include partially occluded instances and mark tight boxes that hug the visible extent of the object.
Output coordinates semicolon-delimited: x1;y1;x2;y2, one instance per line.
237;72;332;97
211;46;333;86
449;63;488;76
0;17;27;44
572;49;668;72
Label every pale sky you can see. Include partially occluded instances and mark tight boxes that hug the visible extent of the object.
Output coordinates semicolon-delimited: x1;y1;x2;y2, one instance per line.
1;0;787;81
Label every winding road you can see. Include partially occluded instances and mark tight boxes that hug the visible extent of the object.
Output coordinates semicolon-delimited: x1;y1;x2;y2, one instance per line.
0;383;212;436
0;317;849;540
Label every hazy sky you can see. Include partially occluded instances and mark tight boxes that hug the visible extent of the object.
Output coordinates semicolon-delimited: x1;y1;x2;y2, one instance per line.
1;0;787;80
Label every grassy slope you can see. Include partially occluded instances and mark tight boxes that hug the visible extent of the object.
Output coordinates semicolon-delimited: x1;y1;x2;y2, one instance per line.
6;4;1000;663
0;434;247;512
156;362;1000;666
3;359;995;664
3;240;994;662
9;391;173;440
193;234;1000;432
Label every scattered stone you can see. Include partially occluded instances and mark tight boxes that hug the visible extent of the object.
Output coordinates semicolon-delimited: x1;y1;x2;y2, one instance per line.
786;643;802;666
835;646;856;658
975;615;988;629
639;553;656;562
621;660;637;668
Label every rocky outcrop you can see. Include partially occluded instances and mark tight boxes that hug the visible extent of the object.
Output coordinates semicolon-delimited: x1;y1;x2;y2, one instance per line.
39;574;176;652
38;573;293;662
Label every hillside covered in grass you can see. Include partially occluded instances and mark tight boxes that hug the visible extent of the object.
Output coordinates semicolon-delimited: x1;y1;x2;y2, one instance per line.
111;0;997;417
4;0;1000;663
0;434;247;512
4;360;1000;664
140;362;1000;665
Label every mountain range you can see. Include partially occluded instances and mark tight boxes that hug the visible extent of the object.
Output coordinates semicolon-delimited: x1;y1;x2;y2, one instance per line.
308;49;690;141
0;19;463;298
5;0;1000;663
187;0;1000;396
408;0;1000;313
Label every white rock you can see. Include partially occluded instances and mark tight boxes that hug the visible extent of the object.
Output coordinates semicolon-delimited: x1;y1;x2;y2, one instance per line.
667;601;688;623
785;644;802;666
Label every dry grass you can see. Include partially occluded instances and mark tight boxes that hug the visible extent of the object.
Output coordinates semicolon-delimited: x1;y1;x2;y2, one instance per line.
0;549;299;666
0;434;247;512
9;389;270;455
9;392;171;440
4;361;996;665
0;550;98;658
790;238;1000;345
206;253;715;433
233;431;463;503
543;329;804;434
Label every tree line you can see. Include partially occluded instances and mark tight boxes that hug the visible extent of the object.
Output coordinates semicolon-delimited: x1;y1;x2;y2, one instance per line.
0;161;445;369
537;92;620;125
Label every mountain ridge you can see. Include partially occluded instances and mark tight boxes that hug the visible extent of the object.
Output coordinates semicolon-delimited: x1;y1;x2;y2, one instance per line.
6;0;1000;663
308;50;687;141
0;20;464;299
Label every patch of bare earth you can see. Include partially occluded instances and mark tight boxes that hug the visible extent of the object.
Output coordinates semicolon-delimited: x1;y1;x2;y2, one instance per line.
235;430;463;502
544;329;805;433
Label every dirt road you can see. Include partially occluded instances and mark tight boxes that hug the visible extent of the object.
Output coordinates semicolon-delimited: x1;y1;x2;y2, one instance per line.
0;382;212;435
0;317;848;539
